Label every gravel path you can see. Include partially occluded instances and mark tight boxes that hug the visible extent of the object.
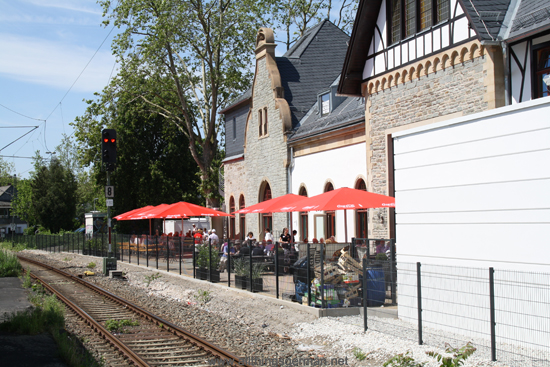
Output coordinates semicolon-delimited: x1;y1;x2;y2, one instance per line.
20;250;525;367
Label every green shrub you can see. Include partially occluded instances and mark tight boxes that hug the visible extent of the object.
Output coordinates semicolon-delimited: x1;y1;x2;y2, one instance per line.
194;289;213;305
86;262;96;269
427;342;476;367
196;245;220;270
384;352;424;367
0;249;22;277
144;272;162;287
353;347;367;361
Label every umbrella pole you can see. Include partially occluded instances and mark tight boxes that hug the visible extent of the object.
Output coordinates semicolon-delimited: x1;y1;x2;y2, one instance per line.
149;219;152;236
289;212;293;239
344;210;348;243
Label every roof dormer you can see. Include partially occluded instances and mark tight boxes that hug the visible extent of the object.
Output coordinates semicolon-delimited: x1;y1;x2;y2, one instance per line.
318;84;346;116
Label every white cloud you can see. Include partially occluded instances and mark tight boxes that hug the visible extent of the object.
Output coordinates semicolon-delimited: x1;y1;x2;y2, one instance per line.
26;0;102;15
0;33;116;93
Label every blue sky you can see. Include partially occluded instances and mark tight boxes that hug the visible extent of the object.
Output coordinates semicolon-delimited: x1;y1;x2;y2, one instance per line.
0;0;116;178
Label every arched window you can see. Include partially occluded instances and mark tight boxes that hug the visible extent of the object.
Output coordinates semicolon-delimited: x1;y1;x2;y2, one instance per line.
299;186;308;242
355;179;368;239
324;182;335;238
239;195;245;241
260;182;272;234
229;196;236;239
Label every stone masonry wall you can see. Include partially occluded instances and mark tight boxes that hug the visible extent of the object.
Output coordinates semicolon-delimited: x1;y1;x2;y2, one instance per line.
367;55;490;238
244;56;289;238
224;159;245;237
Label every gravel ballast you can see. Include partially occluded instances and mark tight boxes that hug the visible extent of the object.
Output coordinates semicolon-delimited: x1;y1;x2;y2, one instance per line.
20;250;535;367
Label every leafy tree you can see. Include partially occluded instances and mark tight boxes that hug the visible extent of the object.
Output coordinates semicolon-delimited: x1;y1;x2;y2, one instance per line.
98;0;265;207
31;158;78;233
0;158;15;186
11;151;45;227
73;80;201;232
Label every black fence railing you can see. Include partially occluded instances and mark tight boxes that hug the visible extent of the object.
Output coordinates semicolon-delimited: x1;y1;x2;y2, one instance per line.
9;233;548;365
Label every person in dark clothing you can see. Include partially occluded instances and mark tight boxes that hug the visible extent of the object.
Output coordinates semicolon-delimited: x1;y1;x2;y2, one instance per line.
280;228;291;245
239;244;251;256
251;244;264;256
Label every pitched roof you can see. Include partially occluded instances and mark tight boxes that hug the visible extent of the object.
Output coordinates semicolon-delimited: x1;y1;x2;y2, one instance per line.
276;20;350;126
507;0;550;41
288;95;364;142
219;86;252;114
288;76;365;142
0;186;14;202
459;0;512;41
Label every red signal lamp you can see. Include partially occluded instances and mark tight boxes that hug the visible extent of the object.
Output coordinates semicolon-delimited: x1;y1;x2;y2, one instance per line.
111;138;116;143
104;138;109;143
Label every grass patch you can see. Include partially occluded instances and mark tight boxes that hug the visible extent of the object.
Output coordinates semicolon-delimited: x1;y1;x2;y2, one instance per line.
353;347;367;361
144;272;162;287
86;262;96;269
0;242;27;252
194;289;213;305
0;281;102;367
21;268;32;288
0;249;22;277
105;319;140;333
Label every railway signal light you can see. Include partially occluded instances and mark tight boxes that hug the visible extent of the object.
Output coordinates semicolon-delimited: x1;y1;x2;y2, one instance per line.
101;129;117;170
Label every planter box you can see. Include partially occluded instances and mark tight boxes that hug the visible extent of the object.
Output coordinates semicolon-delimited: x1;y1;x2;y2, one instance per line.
207;270;220;283
196;268;208;280
252;278;263;292
235;275;248;289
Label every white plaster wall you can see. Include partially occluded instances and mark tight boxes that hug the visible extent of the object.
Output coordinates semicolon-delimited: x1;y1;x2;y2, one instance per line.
393;97;550;271
291;143;367;243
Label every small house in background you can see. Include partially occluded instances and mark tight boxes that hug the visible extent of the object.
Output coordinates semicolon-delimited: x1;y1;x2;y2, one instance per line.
0;185;27;237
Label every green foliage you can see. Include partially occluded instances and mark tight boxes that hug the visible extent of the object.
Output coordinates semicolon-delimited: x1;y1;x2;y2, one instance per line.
0;157;15;186
21;268;32;288
376;253;388;261
194;289;213;305
352;347;367;361
251;262;266;279
0;294;64;334
196;245;220;270
87;262;96;269
233;258;248;277
0;242;27;252
105;319;140;333
31;158;78;233
144;272;162;287
0;249;22;277
427;342;476;367
51;328;103;367
384;352;425;367
94;0;268;207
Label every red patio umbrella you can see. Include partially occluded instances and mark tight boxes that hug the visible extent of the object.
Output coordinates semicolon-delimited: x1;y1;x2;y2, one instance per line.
127;204;170;220
114;206;153;221
271;187;395;242
233;193;304;214
149;201;233;218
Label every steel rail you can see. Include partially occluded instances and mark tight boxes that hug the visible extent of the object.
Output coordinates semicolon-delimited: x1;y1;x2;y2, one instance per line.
27;269;149;367
18;255;249;367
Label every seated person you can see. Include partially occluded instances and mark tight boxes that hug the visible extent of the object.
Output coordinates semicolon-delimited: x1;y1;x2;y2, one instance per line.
245;232;256;246
251;244;264;256
375;240;385;254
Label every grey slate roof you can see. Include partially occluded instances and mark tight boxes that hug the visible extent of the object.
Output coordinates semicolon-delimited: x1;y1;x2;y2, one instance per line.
508;0;550;40
220;86;252;114
276;20;350;127
289;76;365;142
459;0;512;41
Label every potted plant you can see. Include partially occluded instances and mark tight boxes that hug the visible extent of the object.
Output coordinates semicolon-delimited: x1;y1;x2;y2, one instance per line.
251;262;266;292
233;258;249;289
196;245;220;282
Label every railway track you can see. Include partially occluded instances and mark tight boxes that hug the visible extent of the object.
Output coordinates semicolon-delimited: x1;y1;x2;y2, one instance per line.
18;255;249;367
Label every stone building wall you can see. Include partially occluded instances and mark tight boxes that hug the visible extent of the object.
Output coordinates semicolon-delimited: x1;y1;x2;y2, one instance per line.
224;159;245;237
366;52;500;238
244;56;289;237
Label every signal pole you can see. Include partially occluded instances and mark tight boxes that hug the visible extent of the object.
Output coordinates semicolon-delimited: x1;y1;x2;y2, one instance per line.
102;129;117;275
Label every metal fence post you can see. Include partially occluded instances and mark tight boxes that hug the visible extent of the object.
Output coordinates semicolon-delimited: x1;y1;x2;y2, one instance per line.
192;242;196;279
179;238;182;275
156;236;159;270
390;239;397;305
307;243;311;307
417;262;423;345
363;257;368;332
248;243;253;292
209;239;213;283
489;267;496;361
320;243;325;308
167;238;170;273
227;241;231;288
275;244;279;298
